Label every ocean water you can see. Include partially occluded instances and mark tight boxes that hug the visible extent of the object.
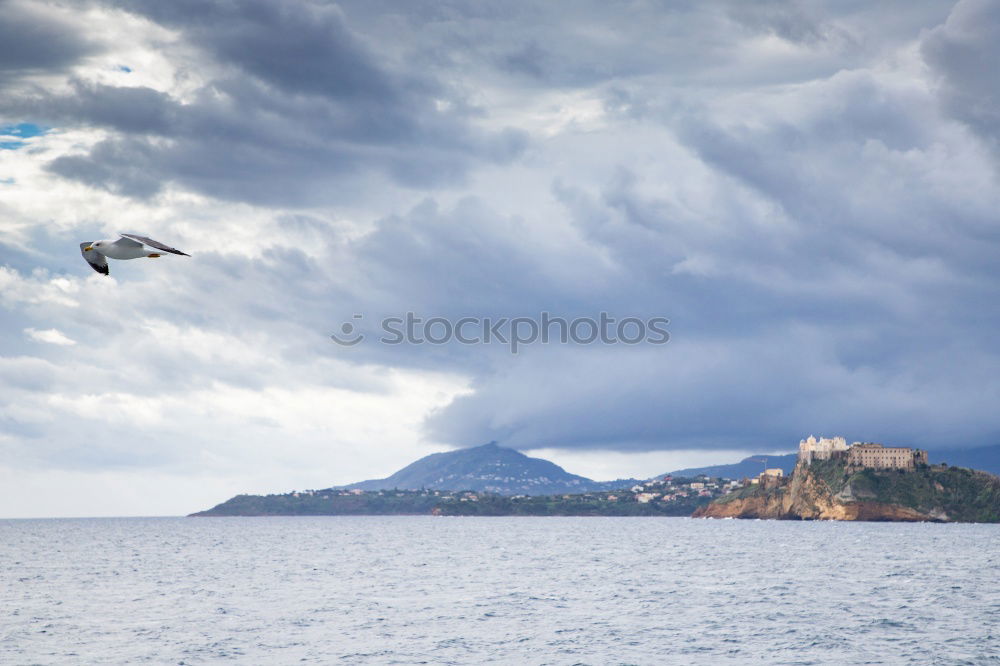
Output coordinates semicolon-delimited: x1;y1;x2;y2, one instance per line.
1;517;998;665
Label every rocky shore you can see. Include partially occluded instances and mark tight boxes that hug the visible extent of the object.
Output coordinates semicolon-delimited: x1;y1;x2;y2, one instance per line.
694;458;1000;522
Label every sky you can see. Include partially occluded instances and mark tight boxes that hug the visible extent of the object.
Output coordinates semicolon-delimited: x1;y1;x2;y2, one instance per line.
1;0;999;517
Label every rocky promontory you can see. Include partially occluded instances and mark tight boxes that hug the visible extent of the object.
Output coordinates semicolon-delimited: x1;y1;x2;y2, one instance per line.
694;458;1000;522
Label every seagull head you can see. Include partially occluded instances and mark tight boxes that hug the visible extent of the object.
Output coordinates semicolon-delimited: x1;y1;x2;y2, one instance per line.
83;241;105;252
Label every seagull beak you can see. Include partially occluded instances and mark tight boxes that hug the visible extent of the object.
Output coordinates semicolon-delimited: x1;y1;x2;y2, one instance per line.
83;246;93;251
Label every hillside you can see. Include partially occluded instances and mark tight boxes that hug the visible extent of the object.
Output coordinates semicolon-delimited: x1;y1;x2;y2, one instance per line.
191;491;442;517
190;475;729;517
340;442;637;495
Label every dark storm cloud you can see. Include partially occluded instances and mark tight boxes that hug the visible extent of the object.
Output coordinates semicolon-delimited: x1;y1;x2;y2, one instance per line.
5;0;1000;466
19;81;179;135
3;0;950;204
163;1;401;114
116;0;397;101
422;329;1000;453
0;0;98;82
7;0;526;204
671;87;1000;284
413;175;1000;452
28;75;525;203
303;5;1000;455
48;137;163;199
349;198;598;314
922;0;1000;151
293;134;1000;454
337;0;947;90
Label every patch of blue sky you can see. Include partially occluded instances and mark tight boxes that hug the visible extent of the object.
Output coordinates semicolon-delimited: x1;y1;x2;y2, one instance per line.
2;122;47;138
0;122;49;150
0;178;15;185
118;65;132;73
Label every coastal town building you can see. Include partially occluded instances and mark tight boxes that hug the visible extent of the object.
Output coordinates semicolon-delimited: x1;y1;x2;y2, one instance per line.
757;467;785;489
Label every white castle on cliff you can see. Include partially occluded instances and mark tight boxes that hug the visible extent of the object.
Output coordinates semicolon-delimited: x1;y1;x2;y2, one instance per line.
798;435;928;470
798;435;848;464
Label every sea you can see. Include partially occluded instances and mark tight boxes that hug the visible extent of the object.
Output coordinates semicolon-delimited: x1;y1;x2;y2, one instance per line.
1;516;997;665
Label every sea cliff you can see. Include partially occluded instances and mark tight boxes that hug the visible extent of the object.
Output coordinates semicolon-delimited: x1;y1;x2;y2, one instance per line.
694;459;1000;522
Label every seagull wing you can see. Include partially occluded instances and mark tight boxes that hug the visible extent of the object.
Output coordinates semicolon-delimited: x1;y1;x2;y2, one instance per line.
113;236;144;249
80;242;109;275
119;233;191;256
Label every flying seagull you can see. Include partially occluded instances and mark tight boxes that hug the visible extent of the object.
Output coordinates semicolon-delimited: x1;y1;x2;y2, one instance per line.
80;233;190;275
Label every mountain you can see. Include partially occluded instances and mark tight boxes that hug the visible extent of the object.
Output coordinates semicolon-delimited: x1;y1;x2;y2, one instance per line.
665;453;798;480
339;442;638;495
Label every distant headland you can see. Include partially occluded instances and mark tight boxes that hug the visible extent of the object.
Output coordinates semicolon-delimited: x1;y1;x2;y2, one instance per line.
191;438;1000;522
192;442;723;517
695;436;1000;522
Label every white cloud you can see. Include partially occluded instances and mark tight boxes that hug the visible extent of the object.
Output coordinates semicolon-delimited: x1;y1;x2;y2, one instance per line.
24;327;76;345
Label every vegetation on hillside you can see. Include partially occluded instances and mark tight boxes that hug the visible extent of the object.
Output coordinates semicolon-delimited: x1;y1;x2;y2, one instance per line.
710;458;1000;522
845;465;1000;522
801;457;1000;521
191;476;729;517
192;491;444;516
436;492;707;517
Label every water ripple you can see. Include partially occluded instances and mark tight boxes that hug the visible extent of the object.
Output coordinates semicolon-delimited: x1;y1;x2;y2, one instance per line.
0;517;997;664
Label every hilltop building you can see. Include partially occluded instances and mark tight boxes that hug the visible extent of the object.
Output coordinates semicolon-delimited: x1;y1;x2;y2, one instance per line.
798;435;928;472
846;443;928;471
798;435;848;463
